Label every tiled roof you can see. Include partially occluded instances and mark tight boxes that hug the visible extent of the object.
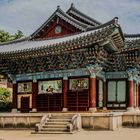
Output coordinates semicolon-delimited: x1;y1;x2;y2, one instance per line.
124;34;140;49
67;3;101;26
31;6;92;38
0;18;120;55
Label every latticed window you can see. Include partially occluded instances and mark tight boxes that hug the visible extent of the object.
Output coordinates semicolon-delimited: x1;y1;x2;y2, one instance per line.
108;81;126;102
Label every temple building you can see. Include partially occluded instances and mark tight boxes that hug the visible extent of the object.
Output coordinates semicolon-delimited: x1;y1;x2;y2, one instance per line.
0;4;140;113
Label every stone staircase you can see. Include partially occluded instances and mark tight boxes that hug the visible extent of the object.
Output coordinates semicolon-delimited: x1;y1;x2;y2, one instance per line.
33;114;81;134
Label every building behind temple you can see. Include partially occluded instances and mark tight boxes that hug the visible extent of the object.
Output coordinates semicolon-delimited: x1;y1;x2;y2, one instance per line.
0;3;140;112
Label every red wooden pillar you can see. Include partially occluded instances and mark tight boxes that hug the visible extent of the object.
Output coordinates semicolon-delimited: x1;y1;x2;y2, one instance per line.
32;80;38;112
135;83;139;111
103;79;107;110
127;79;134;111
12;83;17;112
89;76;97;112
62;77;68;112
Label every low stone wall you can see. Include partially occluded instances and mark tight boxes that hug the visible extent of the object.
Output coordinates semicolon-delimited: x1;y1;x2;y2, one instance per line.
81;113;122;130
122;112;140;127
0;112;123;130
0;113;43;129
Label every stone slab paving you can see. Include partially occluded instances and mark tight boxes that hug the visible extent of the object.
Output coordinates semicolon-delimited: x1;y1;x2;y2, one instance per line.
0;128;140;140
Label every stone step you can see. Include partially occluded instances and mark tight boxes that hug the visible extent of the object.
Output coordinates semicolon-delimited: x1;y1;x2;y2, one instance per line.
32;131;72;134
51;114;74;116
43;124;67;128
41;127;68;131
51;116;72;119
46;122;69;125
48;119;71;122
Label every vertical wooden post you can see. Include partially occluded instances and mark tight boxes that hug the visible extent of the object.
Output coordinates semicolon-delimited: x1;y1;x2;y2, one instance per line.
127;79;134;111
103;79;107;110
32;80;38;112
62;76;68;112
12;83;17;113
89;76;97;112
135;83;139;111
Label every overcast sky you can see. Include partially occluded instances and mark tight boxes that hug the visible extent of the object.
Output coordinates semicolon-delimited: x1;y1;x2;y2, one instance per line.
0;0;140;36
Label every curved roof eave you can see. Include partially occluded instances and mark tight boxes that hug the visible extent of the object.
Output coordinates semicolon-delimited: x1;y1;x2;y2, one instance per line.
124;34;140;42
0;36;30;46
124;34;140;38
0;17;122;55
67;3;101;26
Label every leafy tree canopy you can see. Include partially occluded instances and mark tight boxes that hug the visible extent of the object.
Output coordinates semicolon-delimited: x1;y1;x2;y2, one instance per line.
0;87;11;102
0;29;24;43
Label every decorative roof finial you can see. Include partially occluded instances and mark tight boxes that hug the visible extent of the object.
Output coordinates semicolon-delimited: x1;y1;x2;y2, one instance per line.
57;5;60;9
71;3;74;8
114;17;118;24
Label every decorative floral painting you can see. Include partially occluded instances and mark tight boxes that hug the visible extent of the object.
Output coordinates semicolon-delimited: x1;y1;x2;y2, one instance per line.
69;78;89;91
38;80;62;94
18;82;32;93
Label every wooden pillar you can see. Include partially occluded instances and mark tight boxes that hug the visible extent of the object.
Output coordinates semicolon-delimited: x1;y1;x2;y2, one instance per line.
89;76;97;112
12;83;17;113
135;83;139;111
127;79;134;111
62;77;68;112
32;80;38;112
103;79;107;110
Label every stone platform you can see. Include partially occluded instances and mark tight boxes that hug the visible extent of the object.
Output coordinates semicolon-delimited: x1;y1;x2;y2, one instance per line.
1;111;140;131
0;112;124;131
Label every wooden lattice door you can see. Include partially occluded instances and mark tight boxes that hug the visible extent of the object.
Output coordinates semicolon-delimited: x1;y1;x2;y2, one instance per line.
21;97;30;113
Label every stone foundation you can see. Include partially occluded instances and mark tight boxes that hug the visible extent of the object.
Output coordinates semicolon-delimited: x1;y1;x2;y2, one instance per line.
122;112;140;127
81;113;122;130
0;112;123;130
3;112;140;130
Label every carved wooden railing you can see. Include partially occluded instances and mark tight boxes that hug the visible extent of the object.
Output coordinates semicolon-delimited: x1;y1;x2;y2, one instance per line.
35;113;51;132
67;114;81;133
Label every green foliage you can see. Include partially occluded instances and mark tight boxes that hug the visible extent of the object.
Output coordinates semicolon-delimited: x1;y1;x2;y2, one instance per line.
0;29;24;43
14;30;24;40
0;87;11;112
0;87;10;102
0;87;12;112
0;30;10;43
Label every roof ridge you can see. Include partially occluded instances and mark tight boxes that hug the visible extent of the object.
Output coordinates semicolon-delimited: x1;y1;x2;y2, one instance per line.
67;3;101;26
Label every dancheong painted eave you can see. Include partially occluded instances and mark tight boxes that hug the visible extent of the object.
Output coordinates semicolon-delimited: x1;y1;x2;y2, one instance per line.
0;18;124;58
114;34;140;53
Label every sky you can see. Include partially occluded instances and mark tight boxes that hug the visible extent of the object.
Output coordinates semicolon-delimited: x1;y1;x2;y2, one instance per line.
0;0;140;36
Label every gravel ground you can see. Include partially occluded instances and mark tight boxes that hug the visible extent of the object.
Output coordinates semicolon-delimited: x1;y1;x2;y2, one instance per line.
0;128;140;140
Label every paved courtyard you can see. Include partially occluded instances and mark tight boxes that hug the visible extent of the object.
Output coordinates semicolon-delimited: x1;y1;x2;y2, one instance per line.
0;128;140;140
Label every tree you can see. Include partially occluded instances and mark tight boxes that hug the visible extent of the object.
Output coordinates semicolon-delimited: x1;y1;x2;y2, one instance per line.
0;87;11;102
0;30;11;43
13;30;24;40
0;29;24;43
0;87;12;112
